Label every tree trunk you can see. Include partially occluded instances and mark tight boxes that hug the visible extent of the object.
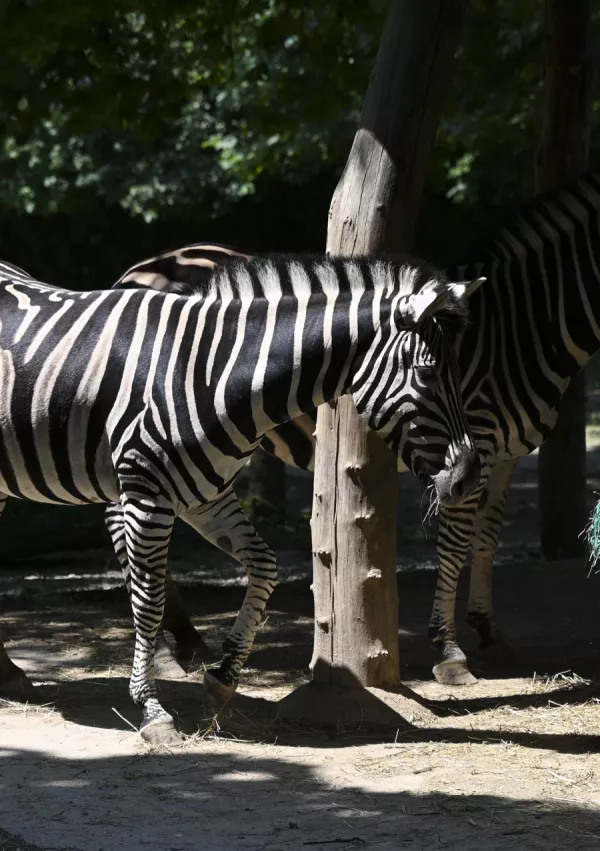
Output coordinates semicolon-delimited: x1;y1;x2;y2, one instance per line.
310;0;465;688
536;0;593;560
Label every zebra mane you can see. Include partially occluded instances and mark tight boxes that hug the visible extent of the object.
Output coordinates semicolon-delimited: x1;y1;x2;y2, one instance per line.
199;254;470;330
0;253;469;332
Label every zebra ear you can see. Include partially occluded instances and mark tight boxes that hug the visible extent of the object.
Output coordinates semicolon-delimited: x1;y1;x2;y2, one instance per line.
399;276;486;325
399;289;453;325
448;277;486;300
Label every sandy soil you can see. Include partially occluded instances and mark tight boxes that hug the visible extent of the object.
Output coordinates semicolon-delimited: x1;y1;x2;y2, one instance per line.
2;551;600;851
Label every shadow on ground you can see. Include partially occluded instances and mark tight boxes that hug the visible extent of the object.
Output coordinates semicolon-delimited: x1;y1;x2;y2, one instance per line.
2;738;600;851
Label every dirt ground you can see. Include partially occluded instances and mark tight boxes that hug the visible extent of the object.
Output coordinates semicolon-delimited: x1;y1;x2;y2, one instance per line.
1;445;600;851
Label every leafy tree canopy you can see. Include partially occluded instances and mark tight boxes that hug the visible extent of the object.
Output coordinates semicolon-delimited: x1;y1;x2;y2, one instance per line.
1;0;597;263
0;0;385;218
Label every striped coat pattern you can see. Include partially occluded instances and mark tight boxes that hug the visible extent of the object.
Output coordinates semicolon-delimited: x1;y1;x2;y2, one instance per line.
114;172;600;685
0;255;482;741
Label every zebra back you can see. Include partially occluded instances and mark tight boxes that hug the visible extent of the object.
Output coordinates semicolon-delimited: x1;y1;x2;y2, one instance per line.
115;243;254;293
113;243;318;470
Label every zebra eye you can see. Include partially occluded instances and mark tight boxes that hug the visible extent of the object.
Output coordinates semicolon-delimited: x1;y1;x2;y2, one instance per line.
415;364;437;384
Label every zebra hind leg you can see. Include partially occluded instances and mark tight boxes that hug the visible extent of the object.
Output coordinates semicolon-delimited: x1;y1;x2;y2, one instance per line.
429;484;485;685
468;459;517;665
121;494;181;745
104;504;214;675
0;494;35;701
181;491;277;706
162;572;216;665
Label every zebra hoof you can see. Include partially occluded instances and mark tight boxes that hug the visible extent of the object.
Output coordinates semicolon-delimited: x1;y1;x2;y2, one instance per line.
140;719;181;747
433;659;478;686
0;668;36;702
204;671;236;708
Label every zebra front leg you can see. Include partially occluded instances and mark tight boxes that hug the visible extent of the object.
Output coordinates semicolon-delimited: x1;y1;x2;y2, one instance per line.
121;495;180;745
429;483;485;685
468;459;518;663
104;504;214;670
181;490;277;705
0;493;35;700
105;503;186;680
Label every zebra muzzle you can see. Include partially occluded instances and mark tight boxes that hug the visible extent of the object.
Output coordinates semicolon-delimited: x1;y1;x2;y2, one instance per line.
432;448;481;506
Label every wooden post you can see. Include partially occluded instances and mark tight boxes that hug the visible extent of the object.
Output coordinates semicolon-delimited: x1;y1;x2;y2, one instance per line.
536;0;594;560
310;0;465;689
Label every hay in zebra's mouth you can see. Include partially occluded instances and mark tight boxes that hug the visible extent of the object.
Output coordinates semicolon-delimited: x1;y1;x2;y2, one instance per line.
584;498;600;573
420;480;440;526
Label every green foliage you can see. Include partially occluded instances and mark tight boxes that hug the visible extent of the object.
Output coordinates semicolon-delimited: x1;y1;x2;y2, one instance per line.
417;0;545;262
1;0;598;265
1;0;383;220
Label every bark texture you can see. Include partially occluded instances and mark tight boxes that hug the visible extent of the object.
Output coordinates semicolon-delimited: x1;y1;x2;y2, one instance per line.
310;0;465;688
536;0;594;560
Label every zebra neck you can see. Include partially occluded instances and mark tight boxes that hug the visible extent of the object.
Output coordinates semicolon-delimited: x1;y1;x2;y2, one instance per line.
194;290;379;446
490;184;600;382
455;246;600;393
549;276;600;379
254;292;381;435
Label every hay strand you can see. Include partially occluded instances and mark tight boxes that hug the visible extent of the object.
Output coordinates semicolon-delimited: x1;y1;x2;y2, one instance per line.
584;497;600;570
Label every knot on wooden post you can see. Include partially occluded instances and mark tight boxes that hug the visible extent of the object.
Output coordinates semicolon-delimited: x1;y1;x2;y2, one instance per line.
345;464;364;486
368;640;390;660
366;567;383;580
354;512;377;534
316;548;332;568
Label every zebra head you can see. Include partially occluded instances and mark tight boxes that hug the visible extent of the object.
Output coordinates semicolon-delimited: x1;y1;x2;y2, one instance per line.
348;261;485;507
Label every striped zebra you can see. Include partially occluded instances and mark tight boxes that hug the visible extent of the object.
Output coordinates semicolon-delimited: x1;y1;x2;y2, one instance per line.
0;255;482;743
115;171;600;686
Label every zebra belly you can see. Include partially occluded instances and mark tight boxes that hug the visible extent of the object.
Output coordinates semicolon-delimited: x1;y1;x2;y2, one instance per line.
0;440;120;505
0;409;120;505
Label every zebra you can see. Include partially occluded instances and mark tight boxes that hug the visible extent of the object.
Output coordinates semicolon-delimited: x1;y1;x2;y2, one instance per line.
114;171;600;686
0;254;483;743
